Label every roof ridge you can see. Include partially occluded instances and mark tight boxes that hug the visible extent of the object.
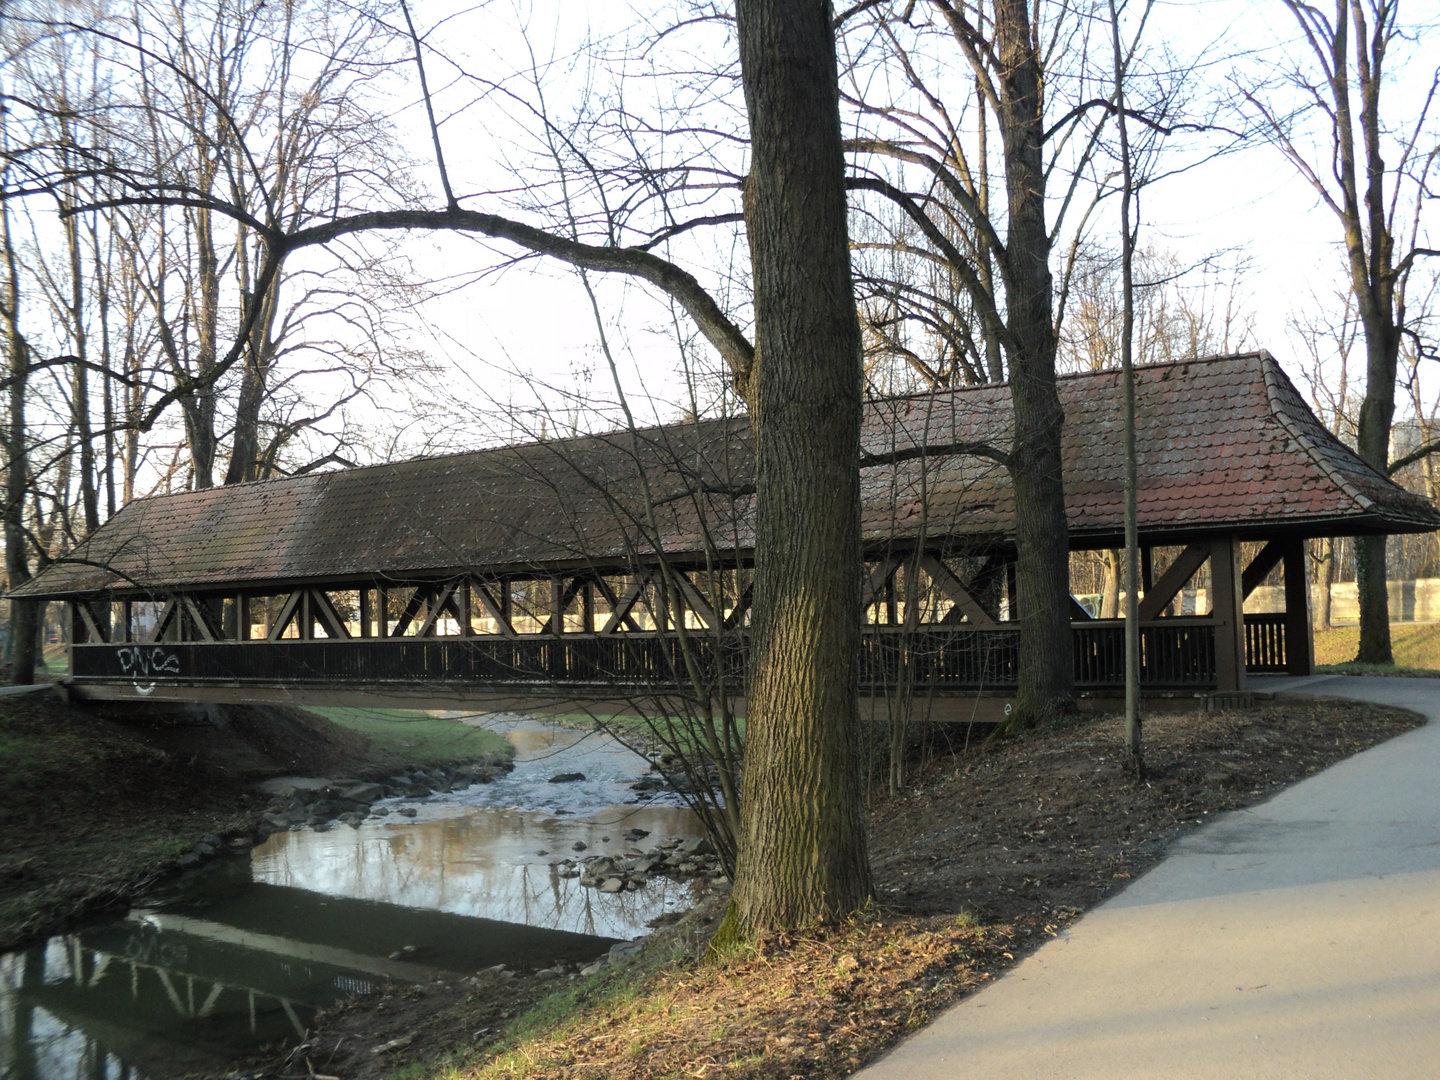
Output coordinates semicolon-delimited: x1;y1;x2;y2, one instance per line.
1257;352;1376;512
864;351;1267;408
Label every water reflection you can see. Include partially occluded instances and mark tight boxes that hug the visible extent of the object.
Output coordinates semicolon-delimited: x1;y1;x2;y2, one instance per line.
0;713;709;1079
251;713;709;940
0;863;625;1080
0;912;329;1080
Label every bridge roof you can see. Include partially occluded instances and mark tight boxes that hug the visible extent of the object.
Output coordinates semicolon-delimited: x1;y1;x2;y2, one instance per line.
16;351;1438;599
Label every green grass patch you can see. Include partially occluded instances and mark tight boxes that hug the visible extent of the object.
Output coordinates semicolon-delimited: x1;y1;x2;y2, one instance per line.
576;710;746;755
1314;622;1440;673
304;706;511;768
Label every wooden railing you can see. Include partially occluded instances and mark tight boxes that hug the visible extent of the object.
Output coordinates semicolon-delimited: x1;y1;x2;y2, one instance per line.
70;619;1257;693
1243;612;1288;672
1073;620;1219;686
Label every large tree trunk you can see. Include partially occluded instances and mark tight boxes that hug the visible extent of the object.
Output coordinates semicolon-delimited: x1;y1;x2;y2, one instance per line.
994;0;1074;722
2;201;36;684
1354;325;1399;662
1101;549;1122;618
225;262;282;485
730;0;871;932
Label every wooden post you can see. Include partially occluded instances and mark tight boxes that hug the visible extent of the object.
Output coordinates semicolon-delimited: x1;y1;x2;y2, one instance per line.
300;590;312;640
358;589;371;638
582;580;594;634
376;587;388;638
69;600;85;645
1210;534;1247;691
1141;545;1154;593
550;577;564;636
238;594;251;641
1282;537;1314;676
122;599;133;643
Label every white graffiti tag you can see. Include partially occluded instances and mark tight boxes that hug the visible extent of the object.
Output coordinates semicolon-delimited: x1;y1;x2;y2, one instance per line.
117;646;181;695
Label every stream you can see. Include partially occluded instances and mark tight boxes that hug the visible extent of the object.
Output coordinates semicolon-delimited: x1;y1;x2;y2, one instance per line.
0;714;708;1080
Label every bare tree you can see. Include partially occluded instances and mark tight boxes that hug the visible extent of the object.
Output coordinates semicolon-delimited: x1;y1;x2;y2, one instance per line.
1240;0;1439;663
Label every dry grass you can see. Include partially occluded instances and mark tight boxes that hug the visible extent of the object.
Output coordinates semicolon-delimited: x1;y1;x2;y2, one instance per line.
439;910;1017;1080
1314;622;1440;672
280;697;1424;1080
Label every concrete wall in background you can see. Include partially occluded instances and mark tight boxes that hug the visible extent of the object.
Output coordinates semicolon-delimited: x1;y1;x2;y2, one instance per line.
1299;579;1440;625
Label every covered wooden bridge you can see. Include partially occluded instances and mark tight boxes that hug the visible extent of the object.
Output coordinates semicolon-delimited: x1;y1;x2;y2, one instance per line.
16;351;1438;713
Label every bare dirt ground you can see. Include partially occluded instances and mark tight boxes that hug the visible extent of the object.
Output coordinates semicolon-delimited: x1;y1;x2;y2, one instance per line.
245;695;1422;1080
0;692;395;951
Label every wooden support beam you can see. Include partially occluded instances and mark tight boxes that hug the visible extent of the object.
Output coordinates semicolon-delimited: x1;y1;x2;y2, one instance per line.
967;556;1006;613
358;589;371;639
471;579;518;638
1282;537;1313;676
862;555;904;611
267;592;303;641
309;589;352;639
1141;546;1154;592
1241;539;1286;600
541;577;587;636
376;587;389;637
582;581;594;634
1137;543;1210;622
1210;534;1246;692
1069;595;1095;620
921;554;998;628
723;581;754;630
673;574;720;630
122;599;133;643
147;598;178;643
237;594;251;641
600;574;650;635
77;602;104;644
388;587;430;638
182;597;219;642
415;582;458;637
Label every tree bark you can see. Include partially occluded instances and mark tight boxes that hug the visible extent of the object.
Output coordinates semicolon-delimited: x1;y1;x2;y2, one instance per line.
1101;549;1121;618
993;0;1074;722
2;197;36;684
730;0;871;932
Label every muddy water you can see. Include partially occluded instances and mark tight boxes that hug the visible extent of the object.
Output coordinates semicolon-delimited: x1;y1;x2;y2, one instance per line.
0;714;707;1080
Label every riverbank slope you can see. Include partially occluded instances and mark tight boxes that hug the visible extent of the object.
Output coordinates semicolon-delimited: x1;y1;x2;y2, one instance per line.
274;696;1423;1080
0;691;508;951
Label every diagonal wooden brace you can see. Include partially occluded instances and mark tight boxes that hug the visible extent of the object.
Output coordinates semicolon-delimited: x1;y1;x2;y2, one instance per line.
267;592;303;641
1241;539;1285;600
921;554;998;628
471;579;517;638
1137;543;1210;621
601;574;651;635
309;589;353;639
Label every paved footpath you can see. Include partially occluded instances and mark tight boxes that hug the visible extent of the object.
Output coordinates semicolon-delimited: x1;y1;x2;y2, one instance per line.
855;676;1440;1080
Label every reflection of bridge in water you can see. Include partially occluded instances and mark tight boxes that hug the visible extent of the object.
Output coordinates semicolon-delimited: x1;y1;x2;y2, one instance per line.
0;923;329;1080
0;867;620;1080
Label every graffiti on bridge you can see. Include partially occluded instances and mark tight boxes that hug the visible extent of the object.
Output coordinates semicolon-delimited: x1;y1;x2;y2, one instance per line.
116;646;180;694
